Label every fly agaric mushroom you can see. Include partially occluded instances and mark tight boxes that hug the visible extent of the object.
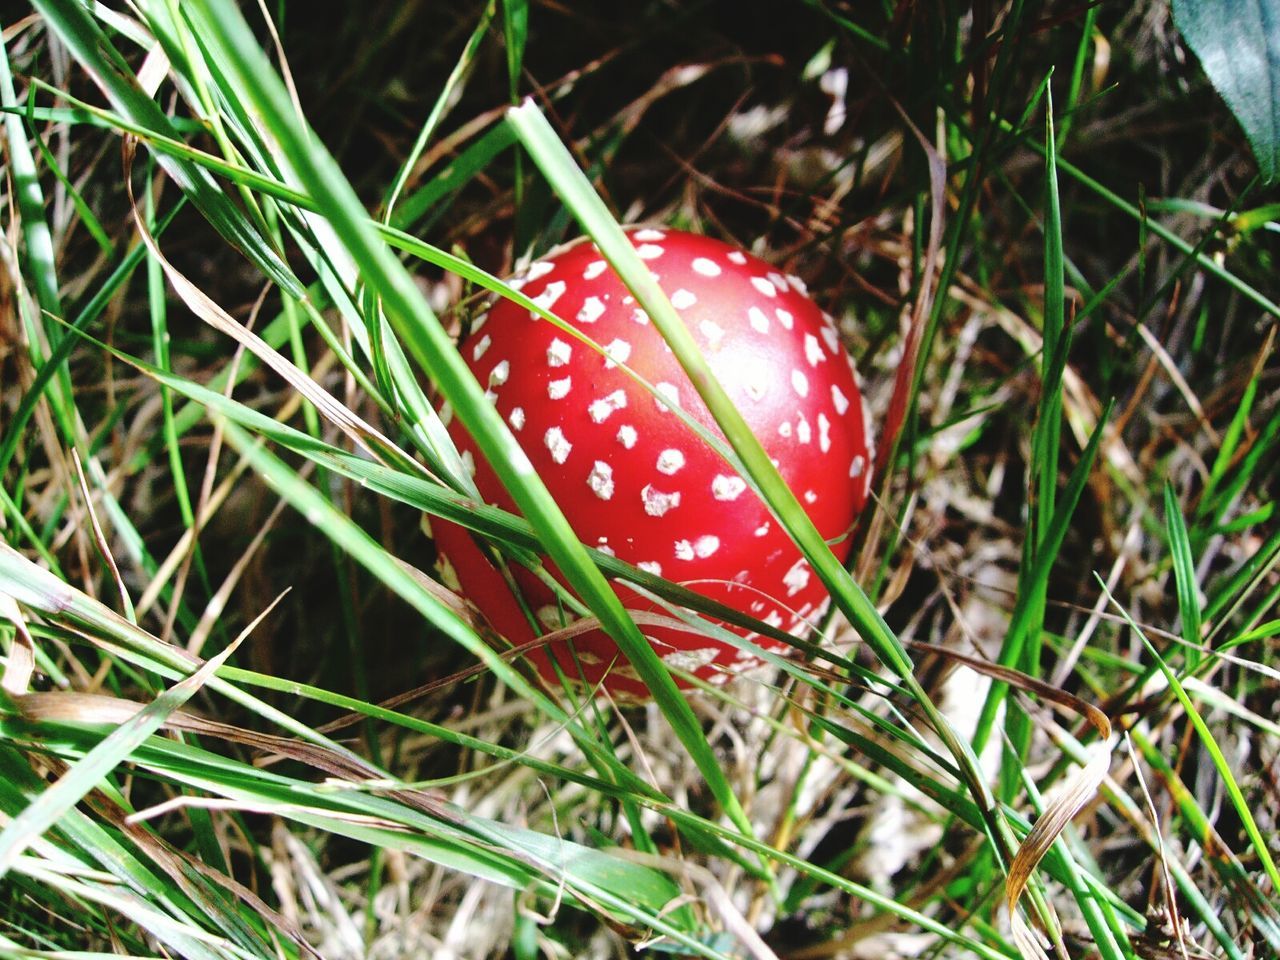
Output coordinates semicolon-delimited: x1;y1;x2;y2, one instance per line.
433;228;872;697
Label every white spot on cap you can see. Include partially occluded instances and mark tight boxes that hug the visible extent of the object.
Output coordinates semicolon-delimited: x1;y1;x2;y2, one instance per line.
548;376;572;399
692;257;722;277
471;312;489;333
642;484;681;516
604;338;632;368
763;610;784;628
796;416;811;444
727;250;748;265
655;382;680;412
589;389;628;423
531;280;566;312
439;402;453;427
460;450;475;476
818;413;832;453
509;407;525;430
583;259;607;280
791;369;810;397
783;559;812;596
767;271;789;291
850;454;866;477
699;319;725;346
670;288;697;310
750;277;777;297
638;560;662;575
754;521;771;537
490;360;510;386
679;535;719;559
633;228;665;241
588;460;615;500
631;307;650;325
598;544;616;557
545;427;571;463
636;244;665;260
656;449;685;475
743;359;769;402
820;324;841;354
804;333;826;367
577;296;606;324
778;421;793;439
663;647;719;671
775;308;794;330
617;424;638;448
527;261;555;281
547;338;572;366
472;334;492;361
831;383;850;415
748;306;770;333
712;475;746;500
803;489;818;504
787;273;808;293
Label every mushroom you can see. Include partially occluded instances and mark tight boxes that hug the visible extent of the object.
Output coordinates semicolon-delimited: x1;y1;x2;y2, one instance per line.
433;228;873;697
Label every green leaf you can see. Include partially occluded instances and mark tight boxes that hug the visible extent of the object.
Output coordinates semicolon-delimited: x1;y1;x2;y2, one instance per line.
1172;0;1280;182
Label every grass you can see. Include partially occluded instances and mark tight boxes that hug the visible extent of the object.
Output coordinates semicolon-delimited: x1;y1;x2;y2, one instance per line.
1;1;1277;958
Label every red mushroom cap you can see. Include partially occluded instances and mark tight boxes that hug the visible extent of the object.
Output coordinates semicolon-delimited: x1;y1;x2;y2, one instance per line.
434;228;873;697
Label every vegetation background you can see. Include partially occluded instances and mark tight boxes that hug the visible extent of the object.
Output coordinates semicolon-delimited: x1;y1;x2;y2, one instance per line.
0;1;1277;958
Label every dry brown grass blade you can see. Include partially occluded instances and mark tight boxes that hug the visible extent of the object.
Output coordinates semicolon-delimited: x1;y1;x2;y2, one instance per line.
0;593;36;695
70;449;131;617
14;687;457;823
904;640;1112;960
876;99;946;471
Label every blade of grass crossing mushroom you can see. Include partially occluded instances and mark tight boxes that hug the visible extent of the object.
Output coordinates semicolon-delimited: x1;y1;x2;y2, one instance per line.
506;97;1015;860
70;335;878;684
187;0;758;845
212;419;660;801
1098;577;1280;894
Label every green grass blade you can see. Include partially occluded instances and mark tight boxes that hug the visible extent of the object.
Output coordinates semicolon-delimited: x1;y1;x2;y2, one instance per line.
1164;482;1204;667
